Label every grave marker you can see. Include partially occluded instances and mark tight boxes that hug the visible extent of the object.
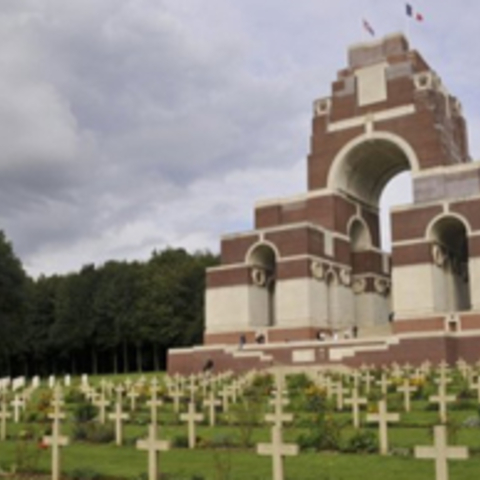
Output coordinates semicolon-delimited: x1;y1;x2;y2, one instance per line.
429;382;455;423
147;379;163;426
136;424;170;480
397;379;417;412
43;387;69;480
108;386;129;446
10;394;25;423
257;425;299;480
0;394;11;440
203;390;221;427
345;386;367;429
366;399;400;455
415;425;468;480
180;401;204;449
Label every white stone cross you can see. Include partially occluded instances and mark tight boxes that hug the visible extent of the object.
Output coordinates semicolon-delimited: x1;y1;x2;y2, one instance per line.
429;382;456;423
136;424;171;480
81;374;89;388
10;394;25;423
257;425;299;480
124;378;133;391
127;388;140;411
203;390;221;427
377;373;391;396
187;375;198;402
456;359;470;379
350;370;362;390
332;381;347;411
0;394;11;440
397;379;417;412
266;389;293;428
43;387;69;480
219;385;231;413
31;376;41;389
180;401;204;449
93;391;110;424
470;375;480;403
390;363;404;380
324;376;335;399
435;362;452;388
415;425;468;480
362;369;374;394
272;370;288;397
85;387;99;404
366;399;400;455
344;386;367;429
147;380;163;426
108;387;129;446
169;385;184;414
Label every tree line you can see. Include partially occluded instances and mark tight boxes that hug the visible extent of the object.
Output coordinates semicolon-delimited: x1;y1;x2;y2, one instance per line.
0;230;219;377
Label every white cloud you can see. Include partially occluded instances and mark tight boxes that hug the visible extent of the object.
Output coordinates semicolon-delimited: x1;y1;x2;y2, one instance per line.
0;0;478;277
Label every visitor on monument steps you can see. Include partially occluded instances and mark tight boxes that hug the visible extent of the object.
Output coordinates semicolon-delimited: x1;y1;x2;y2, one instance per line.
352;325;358;338
239;334;246;350
255;331;265;344
202;358;214;372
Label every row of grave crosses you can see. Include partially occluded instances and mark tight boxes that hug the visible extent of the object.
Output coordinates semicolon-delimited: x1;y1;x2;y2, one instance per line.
0;360;479;480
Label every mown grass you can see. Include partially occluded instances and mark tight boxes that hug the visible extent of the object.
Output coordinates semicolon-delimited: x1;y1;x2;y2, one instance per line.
1;371;480;480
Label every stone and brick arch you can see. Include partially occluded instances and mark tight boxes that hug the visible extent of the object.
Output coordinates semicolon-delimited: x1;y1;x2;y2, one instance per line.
204;33;480;345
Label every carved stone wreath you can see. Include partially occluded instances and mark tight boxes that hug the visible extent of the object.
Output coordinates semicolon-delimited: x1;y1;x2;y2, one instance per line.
431;244;447;268
374;277;390;296
339;268;352;286
310;260;325;280
251;267;267;287
352;278;366;294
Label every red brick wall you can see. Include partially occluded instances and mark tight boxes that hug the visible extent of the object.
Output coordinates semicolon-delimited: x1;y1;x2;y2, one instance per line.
392;242;431;266
392;205;442;242
221;235;259;265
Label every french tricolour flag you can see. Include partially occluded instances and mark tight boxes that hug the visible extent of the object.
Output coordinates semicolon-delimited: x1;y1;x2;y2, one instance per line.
406;3;424;22
363;19;375;36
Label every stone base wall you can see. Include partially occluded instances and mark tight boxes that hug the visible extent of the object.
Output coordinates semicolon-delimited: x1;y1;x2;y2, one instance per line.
204;325;337;346
168;330;480;375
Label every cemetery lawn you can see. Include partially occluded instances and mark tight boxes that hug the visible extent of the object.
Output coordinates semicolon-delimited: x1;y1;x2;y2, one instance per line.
2;368;480;480
1;440;480;480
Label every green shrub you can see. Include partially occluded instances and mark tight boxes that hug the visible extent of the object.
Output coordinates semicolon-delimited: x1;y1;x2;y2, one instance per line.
451;399;477;411
72;423;114;443
64;388;86;404
209;433;237;449
69;467;100;480
171;435;189;449
344;429;377;453
73;402;97;423
287;373;313;393
297;410;344;451
229;396;263;448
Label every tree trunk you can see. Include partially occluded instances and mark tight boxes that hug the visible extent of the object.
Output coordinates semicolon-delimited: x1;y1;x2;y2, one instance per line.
71;353;76;375
136;344;142;373
113;349;118;375
123;340;129;374
153;343;159;372
6;356;12;377
91;346;98;375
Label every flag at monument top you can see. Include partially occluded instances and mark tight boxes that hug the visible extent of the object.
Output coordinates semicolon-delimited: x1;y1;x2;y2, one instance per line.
363;19;375;36
406;3;424;21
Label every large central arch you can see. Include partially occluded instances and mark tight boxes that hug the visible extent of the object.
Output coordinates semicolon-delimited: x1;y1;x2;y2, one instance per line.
327;132;419;206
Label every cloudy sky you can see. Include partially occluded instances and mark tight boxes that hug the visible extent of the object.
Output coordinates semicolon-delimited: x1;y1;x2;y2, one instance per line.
1;0;479;277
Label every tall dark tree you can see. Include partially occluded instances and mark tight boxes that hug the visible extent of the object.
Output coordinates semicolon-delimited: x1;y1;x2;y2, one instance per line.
0;231;29;376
